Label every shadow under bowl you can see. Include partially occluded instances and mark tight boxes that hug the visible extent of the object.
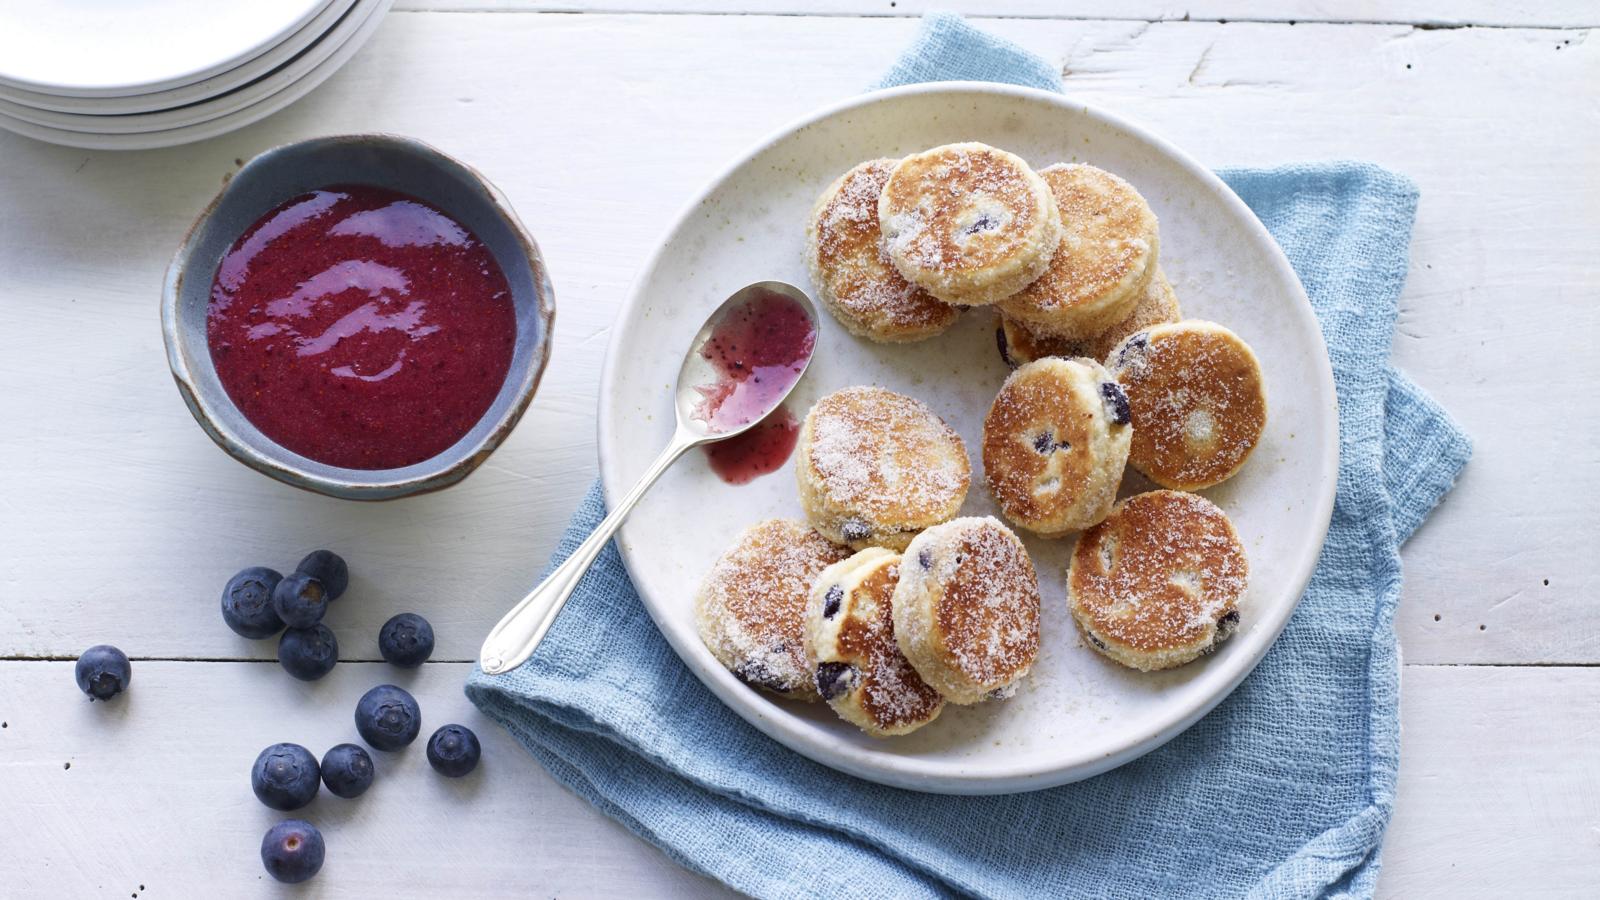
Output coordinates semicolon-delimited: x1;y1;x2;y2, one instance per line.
161;133;555;500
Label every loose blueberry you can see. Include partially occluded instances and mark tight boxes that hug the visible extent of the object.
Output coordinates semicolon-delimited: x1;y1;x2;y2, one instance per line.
260;819;324;884
272;573;328;629
74;645;131;701
251;743;320;811
278;624;338;681
378;613;434;668
840;518;871;543
426;724;482;778
319;743;375;799
822;586;844;620
355;684;421;751
295;550;349;601
815;662;856;701
1100;381;1131;426
220;567;285;639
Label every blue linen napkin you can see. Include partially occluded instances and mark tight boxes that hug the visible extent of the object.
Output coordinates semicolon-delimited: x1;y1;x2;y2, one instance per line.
468;15;1472;899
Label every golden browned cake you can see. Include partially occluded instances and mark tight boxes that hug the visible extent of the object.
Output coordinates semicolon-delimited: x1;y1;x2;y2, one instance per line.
891;517;1041;704
996;267;1181;368
982;358;1131;537
695;519;852;700
997;164;1160;340
877;143;1061;306
795;386;971;551
806;159;961;343
1068;491;1249;671
1106;320;1267;490
805;548;945;737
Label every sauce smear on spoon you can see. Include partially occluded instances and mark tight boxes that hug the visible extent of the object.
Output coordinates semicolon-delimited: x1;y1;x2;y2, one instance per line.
694;287;814;483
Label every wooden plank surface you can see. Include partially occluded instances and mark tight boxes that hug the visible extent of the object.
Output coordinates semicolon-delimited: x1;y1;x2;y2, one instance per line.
1383;665;1600;897
0;661;733;897
0;7;1595;898
6;660;1595;895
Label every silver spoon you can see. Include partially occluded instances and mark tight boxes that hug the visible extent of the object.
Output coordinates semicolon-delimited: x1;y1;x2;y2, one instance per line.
479;281;820;676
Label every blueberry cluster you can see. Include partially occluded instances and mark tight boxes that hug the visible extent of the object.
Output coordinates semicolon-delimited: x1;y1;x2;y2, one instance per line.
250;683;482;882
221;550;478;883
220;551;443;679
74;549;481;886
220;550;350;680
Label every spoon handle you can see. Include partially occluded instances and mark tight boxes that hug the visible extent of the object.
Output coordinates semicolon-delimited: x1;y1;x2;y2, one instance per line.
478;430;698;675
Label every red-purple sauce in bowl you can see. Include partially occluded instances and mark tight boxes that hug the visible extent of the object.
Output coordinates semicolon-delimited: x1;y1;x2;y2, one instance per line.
162;135;554;499
207;185;517;470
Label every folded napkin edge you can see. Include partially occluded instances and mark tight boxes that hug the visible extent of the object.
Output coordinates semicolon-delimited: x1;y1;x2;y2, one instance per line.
1383;369;1473;543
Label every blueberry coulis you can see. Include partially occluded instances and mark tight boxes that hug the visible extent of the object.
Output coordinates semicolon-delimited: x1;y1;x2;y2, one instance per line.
702;406;799;485
207;185;515;470
694;287;814;484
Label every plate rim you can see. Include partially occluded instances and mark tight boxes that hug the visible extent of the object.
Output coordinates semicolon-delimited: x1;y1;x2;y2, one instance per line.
0;0;371;134
0;0;391;151
597;81;1339;794
0;0;337;97
0;0;361;116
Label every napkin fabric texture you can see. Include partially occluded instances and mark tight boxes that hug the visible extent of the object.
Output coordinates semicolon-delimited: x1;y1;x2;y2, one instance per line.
468;15;1471;899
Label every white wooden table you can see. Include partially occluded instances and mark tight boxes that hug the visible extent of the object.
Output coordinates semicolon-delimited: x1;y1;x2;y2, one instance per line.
2;3;1596;896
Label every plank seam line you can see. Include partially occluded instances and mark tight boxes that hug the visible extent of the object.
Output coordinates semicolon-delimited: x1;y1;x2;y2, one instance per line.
388;9;1598;30
8;657;1600;669
1403;661;1600;669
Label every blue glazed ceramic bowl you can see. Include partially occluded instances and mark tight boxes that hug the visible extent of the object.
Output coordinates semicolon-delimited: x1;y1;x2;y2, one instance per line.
161;134;554;500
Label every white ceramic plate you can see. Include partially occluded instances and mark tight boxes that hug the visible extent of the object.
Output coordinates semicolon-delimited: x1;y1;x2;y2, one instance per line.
0;0;359;115
0;0;390;151
598;83;1338;794
0;0;333;96
0;0;369;134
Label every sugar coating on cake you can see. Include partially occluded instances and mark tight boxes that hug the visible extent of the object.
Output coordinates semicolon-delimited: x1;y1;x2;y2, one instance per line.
1068;490;1249;671
997;267;1182;369
982;357;1131;536
892;516;1041;704
878;143;1061;305
796;386;970;550
997;163;1159;339
1108;320;1267;491
806;548;944;736
807;159;960;342
696;519;852;700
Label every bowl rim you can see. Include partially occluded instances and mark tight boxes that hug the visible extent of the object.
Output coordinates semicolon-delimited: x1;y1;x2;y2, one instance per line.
596;80;1340;793
160;132;555;500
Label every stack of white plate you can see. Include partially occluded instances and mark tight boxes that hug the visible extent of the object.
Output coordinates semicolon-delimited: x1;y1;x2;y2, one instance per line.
0;0;393;150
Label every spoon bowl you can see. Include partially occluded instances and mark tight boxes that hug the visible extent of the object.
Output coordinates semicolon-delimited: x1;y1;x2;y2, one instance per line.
674;280;819;441
479;281;819;675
